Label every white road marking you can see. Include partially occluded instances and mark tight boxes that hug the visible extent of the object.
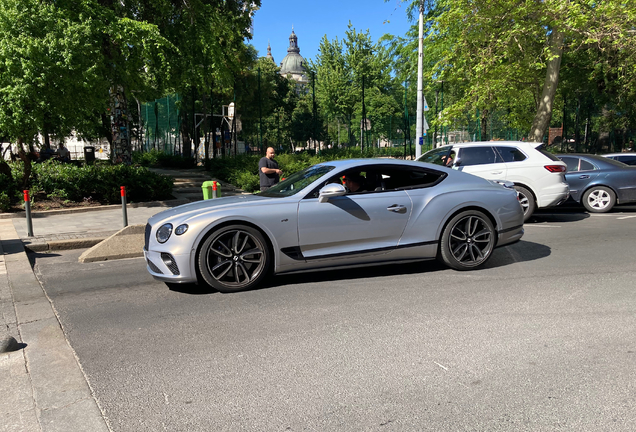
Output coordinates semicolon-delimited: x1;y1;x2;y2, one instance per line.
617;215;636;220
434;362;448;371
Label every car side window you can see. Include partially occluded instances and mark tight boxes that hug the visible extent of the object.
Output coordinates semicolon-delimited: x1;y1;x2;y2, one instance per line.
495;146;527;162
617;155;636;165
559;156;580;172
374;167;445;191
579;159;596;171
458;147;498;166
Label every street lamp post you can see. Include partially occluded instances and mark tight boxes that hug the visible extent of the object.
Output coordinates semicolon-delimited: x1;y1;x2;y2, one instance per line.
415;0;425;159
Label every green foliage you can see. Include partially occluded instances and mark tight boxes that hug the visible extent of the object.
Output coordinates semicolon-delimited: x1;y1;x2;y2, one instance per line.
1;160;174;206
0;191;9;212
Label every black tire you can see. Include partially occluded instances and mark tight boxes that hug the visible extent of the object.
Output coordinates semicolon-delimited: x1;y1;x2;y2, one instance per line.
514;185;535;222
582;186;616;213
439;210;496;270
197;224;271;293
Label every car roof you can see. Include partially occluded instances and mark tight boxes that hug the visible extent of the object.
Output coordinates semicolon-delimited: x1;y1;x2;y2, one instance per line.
314;158;440;170
556;153;630;168
602;152;636;157
441;141;542;149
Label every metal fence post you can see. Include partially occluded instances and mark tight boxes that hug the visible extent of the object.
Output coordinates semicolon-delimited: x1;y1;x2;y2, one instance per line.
23;190;33;237
121;186;128;227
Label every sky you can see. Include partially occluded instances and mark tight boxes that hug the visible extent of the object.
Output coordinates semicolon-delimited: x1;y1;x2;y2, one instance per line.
250;0;416;66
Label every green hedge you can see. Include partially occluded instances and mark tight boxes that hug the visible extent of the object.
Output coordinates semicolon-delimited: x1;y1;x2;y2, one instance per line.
2;161;174;206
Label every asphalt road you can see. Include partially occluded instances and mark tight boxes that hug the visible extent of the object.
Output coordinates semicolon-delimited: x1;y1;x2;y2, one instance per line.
32;205;636;432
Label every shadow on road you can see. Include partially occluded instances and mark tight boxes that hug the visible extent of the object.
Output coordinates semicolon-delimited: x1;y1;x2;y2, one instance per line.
484;240;551;269
165;282;218;295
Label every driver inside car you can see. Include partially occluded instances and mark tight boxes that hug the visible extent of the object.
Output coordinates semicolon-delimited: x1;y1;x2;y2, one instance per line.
343;173;367;193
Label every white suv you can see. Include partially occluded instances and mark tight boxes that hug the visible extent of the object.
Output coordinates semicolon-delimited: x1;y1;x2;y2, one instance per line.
417;141;569;221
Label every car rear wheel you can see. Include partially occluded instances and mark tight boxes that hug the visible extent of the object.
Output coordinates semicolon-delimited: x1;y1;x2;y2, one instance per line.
197;225;270;293
582;186;616;213
514;185;535;222
439;210;496;270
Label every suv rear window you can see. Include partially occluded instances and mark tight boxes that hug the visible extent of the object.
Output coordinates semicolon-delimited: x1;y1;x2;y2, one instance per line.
495;146;527;162
536;147;561;161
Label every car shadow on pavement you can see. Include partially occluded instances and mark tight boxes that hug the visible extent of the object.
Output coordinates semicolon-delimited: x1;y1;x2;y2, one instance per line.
528;209;590;224
483;240;551;269
165;282;218;295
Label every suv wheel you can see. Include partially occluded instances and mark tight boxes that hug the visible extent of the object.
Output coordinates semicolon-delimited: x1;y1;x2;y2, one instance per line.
514;185;535;222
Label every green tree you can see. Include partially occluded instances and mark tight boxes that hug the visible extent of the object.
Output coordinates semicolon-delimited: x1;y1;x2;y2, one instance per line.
390;0;636;144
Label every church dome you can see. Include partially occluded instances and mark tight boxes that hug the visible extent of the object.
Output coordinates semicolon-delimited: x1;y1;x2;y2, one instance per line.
280;29;306;76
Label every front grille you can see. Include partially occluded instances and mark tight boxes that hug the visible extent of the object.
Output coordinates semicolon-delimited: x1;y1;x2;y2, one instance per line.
161;253;180;275
144;223;152;250
147;258;163;274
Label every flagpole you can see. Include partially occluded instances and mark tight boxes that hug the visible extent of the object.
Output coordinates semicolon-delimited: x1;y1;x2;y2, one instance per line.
415;0;425;159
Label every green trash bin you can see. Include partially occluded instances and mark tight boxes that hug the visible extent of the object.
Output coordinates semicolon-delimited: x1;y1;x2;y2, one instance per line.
202;181;222;200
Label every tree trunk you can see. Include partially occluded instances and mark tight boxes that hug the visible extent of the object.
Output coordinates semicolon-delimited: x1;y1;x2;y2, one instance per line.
528;30;565;143
480;109;489;141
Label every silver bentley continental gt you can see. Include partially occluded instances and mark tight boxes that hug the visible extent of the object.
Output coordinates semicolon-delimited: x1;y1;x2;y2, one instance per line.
144;159;524;293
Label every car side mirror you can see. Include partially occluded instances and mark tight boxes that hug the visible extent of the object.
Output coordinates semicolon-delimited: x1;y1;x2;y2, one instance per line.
318;183;346;203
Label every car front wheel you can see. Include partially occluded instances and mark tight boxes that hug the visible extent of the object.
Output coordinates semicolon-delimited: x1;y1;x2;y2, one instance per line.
514;185;535;222
197;224;270;293
582;186;616;213
439;210;496;270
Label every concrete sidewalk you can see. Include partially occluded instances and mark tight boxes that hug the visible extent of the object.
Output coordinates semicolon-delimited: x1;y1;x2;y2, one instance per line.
0;200;184;431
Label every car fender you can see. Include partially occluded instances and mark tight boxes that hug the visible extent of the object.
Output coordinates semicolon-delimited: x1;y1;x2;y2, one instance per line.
402;188;518;246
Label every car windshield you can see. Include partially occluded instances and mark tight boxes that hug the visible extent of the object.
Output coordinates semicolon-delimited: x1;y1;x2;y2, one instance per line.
417;146;453;165
260;164;335;197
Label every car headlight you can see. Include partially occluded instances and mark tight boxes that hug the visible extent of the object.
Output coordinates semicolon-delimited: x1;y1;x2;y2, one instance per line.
156;223;173;243
175;224;188;235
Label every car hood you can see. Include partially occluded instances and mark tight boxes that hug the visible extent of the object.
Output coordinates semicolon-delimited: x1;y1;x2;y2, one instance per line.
148;194;270;225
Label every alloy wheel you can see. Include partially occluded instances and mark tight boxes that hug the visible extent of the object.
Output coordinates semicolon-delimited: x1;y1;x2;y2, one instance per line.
448;215;494;267
204;228;266;289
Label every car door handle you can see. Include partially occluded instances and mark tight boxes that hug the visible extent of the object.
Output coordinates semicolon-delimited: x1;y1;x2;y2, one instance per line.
579;175;590;179
387;204;407;214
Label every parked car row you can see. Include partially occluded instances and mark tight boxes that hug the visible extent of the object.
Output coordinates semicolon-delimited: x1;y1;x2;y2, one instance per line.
417;141;569;221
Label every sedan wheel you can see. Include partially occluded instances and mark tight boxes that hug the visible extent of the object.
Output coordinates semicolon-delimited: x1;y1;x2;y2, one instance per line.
198;225;270;293
513;185;535;222
582;186;616;213
439;210;495;270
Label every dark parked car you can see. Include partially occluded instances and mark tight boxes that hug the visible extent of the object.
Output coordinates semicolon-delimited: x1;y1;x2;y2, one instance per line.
557;154;636;212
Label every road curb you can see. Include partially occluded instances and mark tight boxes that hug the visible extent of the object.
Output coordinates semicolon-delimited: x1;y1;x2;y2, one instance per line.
79;225;145;263
24;237;108;253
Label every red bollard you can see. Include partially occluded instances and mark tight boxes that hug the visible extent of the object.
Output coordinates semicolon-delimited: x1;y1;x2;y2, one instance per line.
121;186;128;227
212;181;217;199
24;190;33;237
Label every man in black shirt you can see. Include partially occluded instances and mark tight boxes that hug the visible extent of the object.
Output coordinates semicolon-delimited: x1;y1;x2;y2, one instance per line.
259;147;282;191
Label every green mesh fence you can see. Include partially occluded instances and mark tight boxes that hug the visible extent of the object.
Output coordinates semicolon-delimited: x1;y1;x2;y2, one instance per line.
140;94;181;154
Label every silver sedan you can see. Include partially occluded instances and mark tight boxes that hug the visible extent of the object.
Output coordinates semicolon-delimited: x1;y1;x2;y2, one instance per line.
144;159;524;292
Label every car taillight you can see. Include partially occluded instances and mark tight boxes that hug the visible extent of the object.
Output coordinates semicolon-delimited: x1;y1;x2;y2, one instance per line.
544;165;566;173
